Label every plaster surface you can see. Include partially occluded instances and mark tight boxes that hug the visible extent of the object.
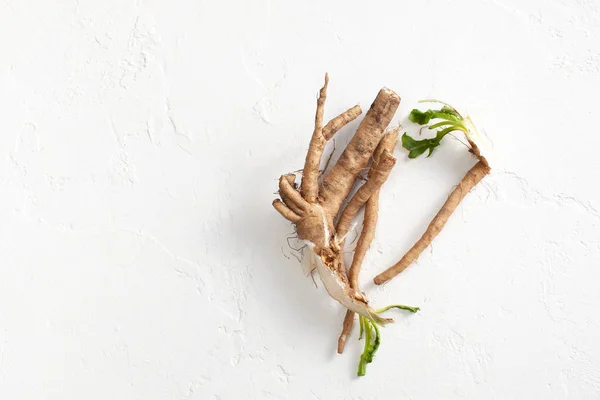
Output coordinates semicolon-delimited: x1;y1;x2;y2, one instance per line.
1;0;599;398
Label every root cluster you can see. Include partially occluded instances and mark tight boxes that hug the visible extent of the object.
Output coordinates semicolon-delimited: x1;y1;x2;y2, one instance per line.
272;74;491;375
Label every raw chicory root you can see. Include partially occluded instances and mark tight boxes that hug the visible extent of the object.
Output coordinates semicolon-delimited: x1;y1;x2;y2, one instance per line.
272;74;400;319
337;129;399;354
272;74;418;375
373;160;489;284
273;89;492;375
373;102;491;285
318;87;401;218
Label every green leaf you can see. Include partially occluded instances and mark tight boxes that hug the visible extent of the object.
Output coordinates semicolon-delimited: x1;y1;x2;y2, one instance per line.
409;107;462;126
359;315;365;340
409;144;432;159
377;304;420;314
409;109;435;125
358;355;367;376
356;305;420;376
403;102;470;159
356;317;382;377
357;317;371;376
439;106;463;120
366;323;380;363
402;133;440;159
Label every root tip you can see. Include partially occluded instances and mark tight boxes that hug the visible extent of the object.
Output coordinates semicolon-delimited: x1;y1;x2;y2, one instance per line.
373;275;387;285
337;336;347;354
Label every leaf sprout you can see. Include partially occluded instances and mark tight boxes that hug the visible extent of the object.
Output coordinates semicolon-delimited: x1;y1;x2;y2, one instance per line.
356;304;419;376
402;100;469;159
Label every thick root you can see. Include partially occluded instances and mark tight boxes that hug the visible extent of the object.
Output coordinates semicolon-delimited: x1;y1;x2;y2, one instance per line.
373;160;491;285
319;88;400;217
336;128;399;243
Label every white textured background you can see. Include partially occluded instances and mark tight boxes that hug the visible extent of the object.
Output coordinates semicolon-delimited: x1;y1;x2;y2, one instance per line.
1;0;599;399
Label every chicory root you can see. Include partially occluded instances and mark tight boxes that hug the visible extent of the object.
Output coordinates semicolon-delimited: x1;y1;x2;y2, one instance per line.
337;129;399;354
273;74;400;321
373;102;491;285
273;74;419;376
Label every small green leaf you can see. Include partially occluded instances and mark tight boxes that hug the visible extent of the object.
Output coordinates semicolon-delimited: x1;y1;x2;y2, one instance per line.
358;315;365;340
402;133;440;159
409;145;431;159
403;102;470;159
377;304;420;314
409;109;435;125
409;107;462;126
440;106;462;119
401;133;421;151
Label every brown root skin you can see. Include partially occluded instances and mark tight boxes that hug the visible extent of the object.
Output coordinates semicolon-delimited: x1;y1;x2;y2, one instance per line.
349;191;379;289
279;175;308;212
373;129;400;165
300;74;329;204
294;204;334;251
373;160;491;285
337;309;355;354
337;130;398;354
276;173;334;250
274;80;400;257
280;174;303;215
467;139;490;170
348;129;398;286
319;88;400;217
272;75;401;355
336;149;396;243
272;199;301;223
323;105;362;141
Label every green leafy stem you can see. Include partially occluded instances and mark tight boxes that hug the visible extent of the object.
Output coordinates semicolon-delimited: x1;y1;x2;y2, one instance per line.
402;100;469;159
357;304;420;376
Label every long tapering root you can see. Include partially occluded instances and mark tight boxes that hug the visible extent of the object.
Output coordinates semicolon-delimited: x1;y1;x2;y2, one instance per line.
336;128;399;244
336;151;395;241
348;128;398;287
300;74;330;203
373;160;491;285
337;309;355;354
349;191;379;289
337;130;398;354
